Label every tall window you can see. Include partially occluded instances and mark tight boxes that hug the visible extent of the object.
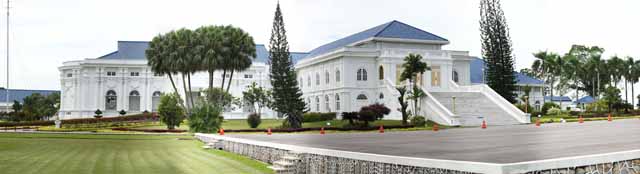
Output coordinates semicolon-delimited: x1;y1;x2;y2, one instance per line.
452;70;459;83
325;95;330;112
325;71;330;84
357;68;367;81
335;94;340;110
129;90;140;112
379;65;384;80
336;69;341;82
307;75;311;86
152;91;162;112
316;73;320;85
105;90;117;111
315;96;320;112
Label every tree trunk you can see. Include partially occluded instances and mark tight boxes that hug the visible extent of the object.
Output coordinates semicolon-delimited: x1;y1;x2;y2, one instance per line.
187;73;194;109
219;69;227;106
181;74;191;114
226;69;235;95
632;81;635;109
167;73;186;110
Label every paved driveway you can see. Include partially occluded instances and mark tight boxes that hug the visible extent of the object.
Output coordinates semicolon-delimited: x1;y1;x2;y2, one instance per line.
229;119;640;163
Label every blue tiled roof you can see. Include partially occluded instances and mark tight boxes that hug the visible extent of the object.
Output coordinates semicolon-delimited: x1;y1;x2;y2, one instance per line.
98;41;270;63
305;20;448;58
0;89;60;103
575;96;595;104
291;52;309;64
470;57;544;85
544;96;572;102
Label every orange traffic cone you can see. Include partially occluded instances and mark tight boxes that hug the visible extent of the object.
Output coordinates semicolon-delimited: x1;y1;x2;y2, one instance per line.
267;128;272;135
481;120;487;129
320;127;325;135
432;124;439;131
579;116;584;123
379;125;384;133
608;113;612;122
535;119;541;127
219;128;225;135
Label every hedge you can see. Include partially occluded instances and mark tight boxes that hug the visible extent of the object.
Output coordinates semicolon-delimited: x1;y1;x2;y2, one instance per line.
222;124;415;133
302;112;336;122
0;113;159;127
111;127;187;133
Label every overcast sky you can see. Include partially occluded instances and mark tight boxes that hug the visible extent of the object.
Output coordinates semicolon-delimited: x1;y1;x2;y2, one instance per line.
1;0;639;90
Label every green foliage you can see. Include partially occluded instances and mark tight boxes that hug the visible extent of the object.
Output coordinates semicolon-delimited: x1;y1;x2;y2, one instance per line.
119;110;127;116
268;3;306;128
400;54;430;117
411;115;426;127
11;100;22;112
515;103;533;113
188;103;223;133
603;86;622;112
480;0;517;103
12;92;60;121
204;87;234;109
341;112;359;126
396;87;410;125
158;93;185;130
242;82;272;116
541;102;559;114
547;107;563;115
246;113;261;128
302;112;336;122
94;109;103;116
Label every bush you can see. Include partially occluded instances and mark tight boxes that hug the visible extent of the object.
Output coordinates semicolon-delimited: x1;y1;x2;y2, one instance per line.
541;102;559;114
158;93;185;130
341;112;359;125
188;103;223;133
568;110;580;116
411;116;426;127
302;112;336;122
547;107;563;115
247;113;261;128
515;103;533;113
0;113;159;127
358;104;390;127
119;110;127;116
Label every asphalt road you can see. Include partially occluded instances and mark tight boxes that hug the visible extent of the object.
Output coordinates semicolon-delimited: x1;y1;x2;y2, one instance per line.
229;119;640;164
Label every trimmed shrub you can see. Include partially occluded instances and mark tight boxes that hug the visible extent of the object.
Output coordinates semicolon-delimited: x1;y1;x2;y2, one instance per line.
303;112;336;122
547;107;563;115
119;110;127;116
358;104;390;127
341;112;359;125
247;113;261;128
541;102;559;114
158;93;185;130
411;115;426;127
188;103;223;133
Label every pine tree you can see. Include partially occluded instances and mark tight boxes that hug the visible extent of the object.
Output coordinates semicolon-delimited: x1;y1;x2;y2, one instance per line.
268;3;306;128
480;0;517;103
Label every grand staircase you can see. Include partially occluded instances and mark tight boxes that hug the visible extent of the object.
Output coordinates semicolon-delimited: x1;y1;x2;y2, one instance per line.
430;92;521;126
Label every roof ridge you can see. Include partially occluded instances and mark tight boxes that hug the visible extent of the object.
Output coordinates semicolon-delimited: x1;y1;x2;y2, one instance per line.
373;20;397;37
381;20;449;41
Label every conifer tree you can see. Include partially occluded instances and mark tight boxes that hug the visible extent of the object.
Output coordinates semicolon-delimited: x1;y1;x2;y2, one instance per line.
268;3;306;128
480;0;517;103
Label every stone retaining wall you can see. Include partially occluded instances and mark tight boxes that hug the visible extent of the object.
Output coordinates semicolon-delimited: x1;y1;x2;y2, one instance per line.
525;160;640;174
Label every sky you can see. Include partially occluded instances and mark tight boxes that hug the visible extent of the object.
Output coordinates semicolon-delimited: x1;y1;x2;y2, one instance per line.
0;0;639;90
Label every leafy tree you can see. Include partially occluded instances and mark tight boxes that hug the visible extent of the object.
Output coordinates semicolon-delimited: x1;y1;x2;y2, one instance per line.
341;112;359;126
399;54;429;117
11;100;22;112
630;59;640;107
188;102;223;133
21;93;60;121
268;2;306;128
396;87;409;125
158;93;185;130
204;88;234;110
608;56;624;88
603;86;621;112
532;51;562;101
242;82;272;116
358;104;390;127
480;0;517;103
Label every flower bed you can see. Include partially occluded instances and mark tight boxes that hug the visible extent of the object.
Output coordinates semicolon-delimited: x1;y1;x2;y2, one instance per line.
0;114;158;127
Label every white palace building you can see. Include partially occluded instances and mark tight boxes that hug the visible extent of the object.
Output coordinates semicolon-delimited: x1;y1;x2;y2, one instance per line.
59;20;530;126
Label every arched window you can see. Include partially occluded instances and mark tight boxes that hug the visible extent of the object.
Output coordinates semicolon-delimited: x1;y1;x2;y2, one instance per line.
307;75;311;86
357;94;368;100
325;71;330;84
335;94;341;110
325;95;330;112
152;91;161;112
316;73;320;85
105;90;117;111
357;68;367;81
379;66;384;80
129;90;141;112
379;93;384;99
336;69;341;82
452;70;459;83
315;96;320;112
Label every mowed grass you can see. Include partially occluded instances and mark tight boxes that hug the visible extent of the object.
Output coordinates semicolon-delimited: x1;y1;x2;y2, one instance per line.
0;133;272;174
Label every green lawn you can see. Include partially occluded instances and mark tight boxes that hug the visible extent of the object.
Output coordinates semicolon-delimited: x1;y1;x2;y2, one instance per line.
0;133;272;174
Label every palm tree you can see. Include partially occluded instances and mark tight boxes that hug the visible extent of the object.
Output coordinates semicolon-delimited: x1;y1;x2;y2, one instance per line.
623;57;634;105
561;54;582;103
223;26;256;96
195;26;224;99
608;56;624;88
400;54;430;117
146;32;183;110
630;58;640;108
532;51;561;102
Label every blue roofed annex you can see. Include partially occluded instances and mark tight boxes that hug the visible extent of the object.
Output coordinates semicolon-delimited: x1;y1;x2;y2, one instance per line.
544;96;572;102
0;88;60;104
305;20;449;58
575;96;595;104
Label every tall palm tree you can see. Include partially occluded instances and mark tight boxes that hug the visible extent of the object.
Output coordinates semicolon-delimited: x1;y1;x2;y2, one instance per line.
400;54;430;117
562;55;582;102
223;26;255;95
608;56;624;88
195;26;224;98
630;58;640;108
623;57;634;105
146;32;185;109
532;51;561;102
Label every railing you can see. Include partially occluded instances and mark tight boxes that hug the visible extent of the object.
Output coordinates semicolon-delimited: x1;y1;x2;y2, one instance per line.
383;79;459;126
448;80;530;124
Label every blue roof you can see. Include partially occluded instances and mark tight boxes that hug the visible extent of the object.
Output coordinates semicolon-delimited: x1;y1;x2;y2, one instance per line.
470;57;544;85
98;41;271;63
305;20;448;58
0;89;59;103
544;96;572;102
575;96;595;104
291;52;309;64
